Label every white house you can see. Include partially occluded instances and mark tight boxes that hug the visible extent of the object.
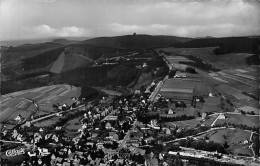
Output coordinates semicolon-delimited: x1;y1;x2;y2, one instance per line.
218;114;227;119
168;109;174;114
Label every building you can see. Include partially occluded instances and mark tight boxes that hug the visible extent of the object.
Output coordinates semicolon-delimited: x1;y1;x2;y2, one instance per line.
218;114;227;120
102;115;118;121
168;109;174;114
174;71;187;78
105;122;112;129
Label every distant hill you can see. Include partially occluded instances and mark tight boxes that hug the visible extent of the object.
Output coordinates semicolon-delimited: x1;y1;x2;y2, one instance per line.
0;37;92;47
51;38;82;45
1;44;63;65
175;37;260;54
81;35;192;49
0;38;55;47
3;42;62;53
2;34;259;85
1;43;122;81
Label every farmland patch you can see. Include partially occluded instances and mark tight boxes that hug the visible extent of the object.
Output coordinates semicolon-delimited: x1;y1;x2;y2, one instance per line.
214;114;259;128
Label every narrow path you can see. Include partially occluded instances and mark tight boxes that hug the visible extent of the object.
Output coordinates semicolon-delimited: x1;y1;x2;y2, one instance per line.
119;120;138;148
30;104;85;124
210;113;221;127
73;54;93;61
149;81;164;102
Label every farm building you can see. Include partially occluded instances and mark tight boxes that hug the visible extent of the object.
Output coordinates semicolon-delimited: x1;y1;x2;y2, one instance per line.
101;115;118;121
174;71;187;78
172;63;188;71
159;78;203;103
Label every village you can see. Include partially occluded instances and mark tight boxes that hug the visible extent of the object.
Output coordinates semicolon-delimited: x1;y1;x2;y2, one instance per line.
0;48;259;166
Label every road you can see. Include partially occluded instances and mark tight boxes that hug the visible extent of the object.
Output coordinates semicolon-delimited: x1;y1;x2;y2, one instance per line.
165;126;260;145
148;81;163;102
30;104;85;124
0;140;27;144
210;113;221;127
119;120;138;148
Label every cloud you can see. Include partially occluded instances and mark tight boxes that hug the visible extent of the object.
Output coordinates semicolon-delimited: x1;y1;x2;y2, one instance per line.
35;0;57;3
34;25;55;34
108;23;169;34
105;0;260;37
57;26;87;37
30;25;92;37
0;0;259;40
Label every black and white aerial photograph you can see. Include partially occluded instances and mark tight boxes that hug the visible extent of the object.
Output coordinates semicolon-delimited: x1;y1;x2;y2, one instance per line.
0;0;259;165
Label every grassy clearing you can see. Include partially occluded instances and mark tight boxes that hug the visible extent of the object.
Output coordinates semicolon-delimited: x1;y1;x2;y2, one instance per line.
192;53;253;70
160;47;216;56
168;115;217;128
216;84;248;100
169;118;201;128
34;116;62;127
198;128;253;156
214;114;259;128
64;117;82;131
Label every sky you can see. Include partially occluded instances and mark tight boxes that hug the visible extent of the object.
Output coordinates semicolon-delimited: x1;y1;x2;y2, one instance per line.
0;0;260;40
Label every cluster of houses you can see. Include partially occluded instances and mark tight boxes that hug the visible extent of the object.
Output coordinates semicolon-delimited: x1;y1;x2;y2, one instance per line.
1;80;177;165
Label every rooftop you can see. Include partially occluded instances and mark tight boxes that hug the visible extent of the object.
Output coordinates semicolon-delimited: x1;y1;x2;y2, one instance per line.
102;115;118;121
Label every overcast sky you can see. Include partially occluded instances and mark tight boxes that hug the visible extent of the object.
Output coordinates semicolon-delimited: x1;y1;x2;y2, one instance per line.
0;0;260;40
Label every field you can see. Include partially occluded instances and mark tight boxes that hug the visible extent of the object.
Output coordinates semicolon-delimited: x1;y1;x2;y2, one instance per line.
217;71;258;89
215;84;248;100
194;53;253;70
33;116;62;128
159;47;216;56
208;67;259;113
159;47;256;70
167;115;217;129
100;89;122;96
0;84;81;125
162;78;208;96
197;128;253;156
214;113;259;128
64;117;83;138
165;107;196;117
64;117;82;131
165;115;217;128
164;55;193;63
237;106;259;115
